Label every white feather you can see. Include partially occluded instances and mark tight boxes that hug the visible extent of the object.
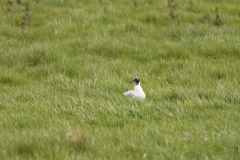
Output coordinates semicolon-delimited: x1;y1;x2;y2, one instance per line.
123;82;146;99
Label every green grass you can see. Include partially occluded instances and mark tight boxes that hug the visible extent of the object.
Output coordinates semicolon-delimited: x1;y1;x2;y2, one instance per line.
1;0;240;159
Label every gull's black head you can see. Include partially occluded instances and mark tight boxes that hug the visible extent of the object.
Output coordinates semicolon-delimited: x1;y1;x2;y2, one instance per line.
130;77;140;85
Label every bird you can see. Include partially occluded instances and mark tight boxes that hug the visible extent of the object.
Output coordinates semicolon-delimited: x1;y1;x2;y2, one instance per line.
123;77;146;99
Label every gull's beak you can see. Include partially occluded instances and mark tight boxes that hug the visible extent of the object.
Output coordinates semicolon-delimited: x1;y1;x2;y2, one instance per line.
130;79;134;83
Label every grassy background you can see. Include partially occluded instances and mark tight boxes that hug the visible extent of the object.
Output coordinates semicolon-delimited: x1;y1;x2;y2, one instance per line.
1;0;240;159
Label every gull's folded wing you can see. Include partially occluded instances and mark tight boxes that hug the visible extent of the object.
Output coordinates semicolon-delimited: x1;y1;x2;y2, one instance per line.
123;90;134;97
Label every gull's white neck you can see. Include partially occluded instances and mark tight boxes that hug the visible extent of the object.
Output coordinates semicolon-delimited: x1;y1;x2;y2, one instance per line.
134;82;142;90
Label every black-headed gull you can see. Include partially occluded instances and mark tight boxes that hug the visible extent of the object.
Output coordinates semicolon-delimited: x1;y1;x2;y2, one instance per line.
123;77;146;99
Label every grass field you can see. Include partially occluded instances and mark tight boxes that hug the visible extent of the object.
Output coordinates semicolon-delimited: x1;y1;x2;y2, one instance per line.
1;0;240;159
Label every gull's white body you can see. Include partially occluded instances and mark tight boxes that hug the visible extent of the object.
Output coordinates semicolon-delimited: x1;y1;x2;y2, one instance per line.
123;82;146;99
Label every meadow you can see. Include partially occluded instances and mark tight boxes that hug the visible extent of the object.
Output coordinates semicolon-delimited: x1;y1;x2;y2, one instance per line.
0;0;240;159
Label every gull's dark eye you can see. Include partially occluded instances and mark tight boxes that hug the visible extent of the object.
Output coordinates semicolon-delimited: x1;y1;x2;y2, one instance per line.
134;78;140;83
